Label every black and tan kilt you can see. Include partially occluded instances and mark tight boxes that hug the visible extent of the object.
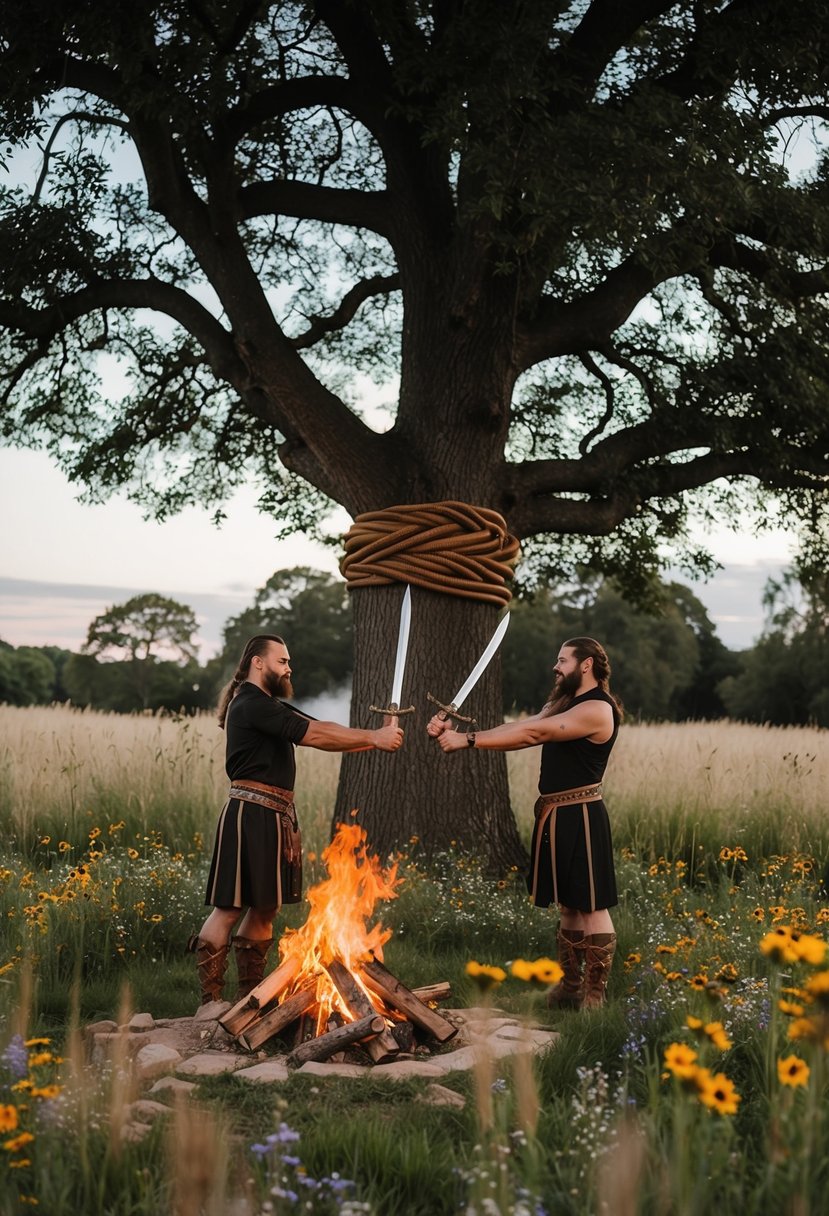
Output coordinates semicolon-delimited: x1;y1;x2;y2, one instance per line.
527;784;617;912
205;781;302;910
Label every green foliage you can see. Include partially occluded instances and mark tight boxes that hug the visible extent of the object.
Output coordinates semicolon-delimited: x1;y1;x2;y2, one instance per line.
209;567;353;700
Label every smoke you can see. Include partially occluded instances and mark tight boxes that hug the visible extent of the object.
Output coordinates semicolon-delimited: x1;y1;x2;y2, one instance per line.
298;684;352;724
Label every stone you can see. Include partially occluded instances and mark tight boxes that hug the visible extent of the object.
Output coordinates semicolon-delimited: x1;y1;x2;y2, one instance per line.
127;1099;171;1124
92;1031;152;1064
370;1060;445;1080
296;1061;368;1079
175;1052;245;1077
418;1083;466;1109
193;1000;231;1024
149;1076;197;1097
128;1013;156;1032
234;1060;291;1084
84;1019;118;1040
135;1043;183;1081
120;1121;153;1144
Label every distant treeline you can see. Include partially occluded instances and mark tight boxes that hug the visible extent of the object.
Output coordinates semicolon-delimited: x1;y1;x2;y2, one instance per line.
1;565;826;727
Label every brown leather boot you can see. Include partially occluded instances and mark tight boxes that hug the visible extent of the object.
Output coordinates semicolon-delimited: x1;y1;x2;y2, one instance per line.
545;928;585;1010
186;934;230;1005
233;936;273;1000
581;933;617;1009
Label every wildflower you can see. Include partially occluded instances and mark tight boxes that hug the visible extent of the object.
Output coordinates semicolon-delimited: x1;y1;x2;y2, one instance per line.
805;971;829;1006
778;1055;810;1088
510;957;563;986
30;1085;61;1100
686;1016;704;1032
704;1022;732;1052
23;1039;50;1048
466;961;506;990
657;944;677;954
3;1131;35;1152
719;848;733;862
752;907;765;921
664;1043;698;1079
88;827;101;840
58;842;71;853
790;934;827;966
689;974;708;991
695;1070;741;1116
27;1052;53;1068
0;1106;18;1133
716;963;739;983
1;1036;28;1079
760;928;798;964
779;999;806;1017
623;952;641;971
38;837;50;846
128;848;139;859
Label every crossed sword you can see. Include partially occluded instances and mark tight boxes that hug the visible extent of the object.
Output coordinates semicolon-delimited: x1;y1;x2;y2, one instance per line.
369;585;510;729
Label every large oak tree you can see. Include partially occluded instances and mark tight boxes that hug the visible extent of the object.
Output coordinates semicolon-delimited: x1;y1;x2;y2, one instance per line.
2;1;828;868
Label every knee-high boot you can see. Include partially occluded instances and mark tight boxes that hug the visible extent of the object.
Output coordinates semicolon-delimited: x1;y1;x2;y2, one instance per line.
545;927;585;1009
581;933;617;1009
233;936;273;1000
186;934;230;1006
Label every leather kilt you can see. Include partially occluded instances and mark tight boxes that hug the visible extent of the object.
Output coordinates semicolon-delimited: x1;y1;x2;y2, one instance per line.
205;780;302;910
527;783;618;912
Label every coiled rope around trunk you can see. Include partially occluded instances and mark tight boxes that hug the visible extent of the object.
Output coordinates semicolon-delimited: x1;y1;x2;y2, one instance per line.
340;501;520;606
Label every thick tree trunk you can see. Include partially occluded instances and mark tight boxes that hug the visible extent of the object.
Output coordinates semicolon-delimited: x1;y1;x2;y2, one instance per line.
333;584;529;874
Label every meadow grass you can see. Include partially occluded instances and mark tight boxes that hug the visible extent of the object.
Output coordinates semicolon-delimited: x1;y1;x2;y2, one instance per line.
2;706;829;1214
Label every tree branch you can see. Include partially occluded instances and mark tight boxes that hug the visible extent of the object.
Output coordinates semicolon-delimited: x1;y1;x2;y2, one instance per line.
238;180;393;237
762;105;829;125
32;110;130;205
291;273;400;349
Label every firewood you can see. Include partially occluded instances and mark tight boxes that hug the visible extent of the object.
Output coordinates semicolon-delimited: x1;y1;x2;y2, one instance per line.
287;1013;385;1067
248;956;301;1008
238;983;317;1051
411;982;452;1004
219;999;264;1037
323;959;400;1063
363;960;457;1042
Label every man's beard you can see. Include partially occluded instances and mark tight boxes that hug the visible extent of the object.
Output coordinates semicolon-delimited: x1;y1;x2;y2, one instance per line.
263;671;294;699
549;667;582;705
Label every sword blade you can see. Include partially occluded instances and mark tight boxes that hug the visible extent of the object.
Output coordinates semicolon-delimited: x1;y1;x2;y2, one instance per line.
449;613;510;710
390;585;412;708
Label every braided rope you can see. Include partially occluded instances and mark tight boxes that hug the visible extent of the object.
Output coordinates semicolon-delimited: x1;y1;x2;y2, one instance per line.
340;501;520;606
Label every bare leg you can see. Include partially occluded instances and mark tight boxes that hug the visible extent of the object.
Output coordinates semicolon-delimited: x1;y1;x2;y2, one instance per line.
198;906;241;949
581;908;615;935
236;906;277;940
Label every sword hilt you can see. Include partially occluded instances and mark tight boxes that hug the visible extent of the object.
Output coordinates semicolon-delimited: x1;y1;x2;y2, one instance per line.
425;692;479;729
369;703;416;717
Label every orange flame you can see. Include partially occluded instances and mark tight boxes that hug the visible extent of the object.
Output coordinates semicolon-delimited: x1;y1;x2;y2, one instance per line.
277;822;401;1029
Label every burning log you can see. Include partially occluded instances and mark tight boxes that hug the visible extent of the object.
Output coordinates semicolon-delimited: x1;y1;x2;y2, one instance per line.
220;956;301;1036
287;1013;386;1068
323;959;400;1063
411;982;452;1004
363;960;458;1043
238;983;317;1052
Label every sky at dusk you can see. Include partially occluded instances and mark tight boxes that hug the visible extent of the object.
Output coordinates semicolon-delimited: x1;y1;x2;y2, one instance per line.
0;446;797;659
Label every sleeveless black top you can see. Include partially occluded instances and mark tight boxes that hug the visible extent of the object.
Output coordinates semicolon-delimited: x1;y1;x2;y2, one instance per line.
538;688;619;794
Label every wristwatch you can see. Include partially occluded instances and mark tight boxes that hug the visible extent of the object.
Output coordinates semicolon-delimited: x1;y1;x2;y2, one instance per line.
467;732;476;748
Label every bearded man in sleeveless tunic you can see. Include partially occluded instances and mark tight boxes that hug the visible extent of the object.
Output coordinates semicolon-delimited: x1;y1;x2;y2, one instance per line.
189;634;404;1011
427;637;622;1010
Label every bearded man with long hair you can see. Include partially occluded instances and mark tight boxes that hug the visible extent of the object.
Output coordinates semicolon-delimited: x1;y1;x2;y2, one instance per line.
427;636;622;1010
189;634;403;1011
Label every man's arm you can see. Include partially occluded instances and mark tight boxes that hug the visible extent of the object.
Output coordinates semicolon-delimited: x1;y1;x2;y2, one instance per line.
432;701;613;753
299;720;404;752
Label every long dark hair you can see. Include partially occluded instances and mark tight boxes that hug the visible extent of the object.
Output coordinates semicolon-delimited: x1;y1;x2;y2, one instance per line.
544;637;624;720
217;634;285;728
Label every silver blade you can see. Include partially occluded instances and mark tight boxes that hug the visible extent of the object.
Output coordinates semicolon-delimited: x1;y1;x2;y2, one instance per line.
390;585;412;707
450;613;510;710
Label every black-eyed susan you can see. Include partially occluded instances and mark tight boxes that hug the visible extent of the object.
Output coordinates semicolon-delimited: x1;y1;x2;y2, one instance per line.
2;1131;35;1152
509;957;563;986
704;1021;732;1052
760;927;798;964
805;970;829;1006
465;960;506;991
688;974;708;991
778;1055;810;1088
0;1104;18;1133
695;1069;741;1115
779;999;806;1017
790;934;827;966
664;1043;698;1079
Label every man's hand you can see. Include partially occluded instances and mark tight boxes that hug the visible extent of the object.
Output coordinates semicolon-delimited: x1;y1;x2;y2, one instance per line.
435;728;467;752
426;713;451;738
373;722;405;751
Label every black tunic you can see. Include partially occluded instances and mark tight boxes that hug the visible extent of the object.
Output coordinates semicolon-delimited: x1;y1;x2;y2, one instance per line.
205;684;311;910
527;688;619;912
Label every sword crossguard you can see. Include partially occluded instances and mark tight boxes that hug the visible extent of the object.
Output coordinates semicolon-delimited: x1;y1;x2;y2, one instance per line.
426;692;479;729
369;703;416;717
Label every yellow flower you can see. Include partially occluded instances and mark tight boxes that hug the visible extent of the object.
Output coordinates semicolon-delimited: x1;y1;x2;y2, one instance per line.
778;1055;810;1088
128;848;139;860
790;934;827;966
30;1085;61;1100
704;1021;732;1052
38;836;51;846
657;944;677;954
816;909;829;925
623;952;641;971
804;971;829;1007
58;841;71;853
719;848;733;862
665;971;682;981
716;963;738;983
695;1070;741;1116
779;999;806;1017
27;1052;53;1068
788;1017;819;1042
664;1043;698;1079
88;827;101;840
752;907;765;921
688;974;708;991
686;1015;704;1032
0;1105;18;1133
3;1131;35;1152
760;928;799;964
23;1038;49;1047
465;961;506;991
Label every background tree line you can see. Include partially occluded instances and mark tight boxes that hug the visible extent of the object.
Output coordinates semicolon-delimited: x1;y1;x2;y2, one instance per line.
2;562;827;727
